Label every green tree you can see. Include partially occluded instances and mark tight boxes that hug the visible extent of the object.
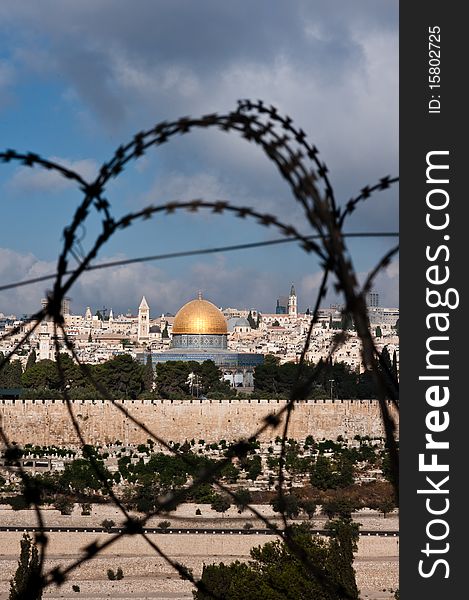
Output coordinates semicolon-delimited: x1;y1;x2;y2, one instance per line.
253;355;281;393
377;497;396;518
194;360;227;394
0;355;23;389
25;350;37;372
143;354;154;392
378;346;398;400
335;456;355;488
143;452;190;490
189;483;216;504
311;455;337;490
155;361;191;397
321;497;357;519
97;354;144;398
392;350;399;382
247;310;256;328
21;360;60;390
300;499;317;519
325;518;360;599
9;533;42;600
101;519;116;532
211;494;231;514
341;312;354;331
53;496;74;515
271;493;300;519
56;353;87;389
195;522;359;600
220;462;240;483
381;450;397;487
233;488;252;512
245;455;262;480
60;458;112;494
356;369;377;399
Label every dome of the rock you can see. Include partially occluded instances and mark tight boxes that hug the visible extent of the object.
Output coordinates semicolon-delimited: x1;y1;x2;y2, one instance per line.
172;295;227;336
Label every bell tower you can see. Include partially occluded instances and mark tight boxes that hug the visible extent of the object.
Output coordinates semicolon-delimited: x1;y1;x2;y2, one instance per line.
138;296;150;343
288;284;297;317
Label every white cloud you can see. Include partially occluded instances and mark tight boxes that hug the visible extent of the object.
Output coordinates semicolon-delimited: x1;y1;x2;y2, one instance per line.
142;172;230;203
0;244;399;320
0;248;278;316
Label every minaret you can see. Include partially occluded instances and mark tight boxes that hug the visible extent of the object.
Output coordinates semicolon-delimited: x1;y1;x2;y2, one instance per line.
288;284;297;317
38;321;51;361
85;306;92;321
109;308;114;323
138;296;150;343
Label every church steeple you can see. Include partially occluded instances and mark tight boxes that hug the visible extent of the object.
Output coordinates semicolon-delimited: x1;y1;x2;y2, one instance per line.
288;284;297;317
138;296;150;343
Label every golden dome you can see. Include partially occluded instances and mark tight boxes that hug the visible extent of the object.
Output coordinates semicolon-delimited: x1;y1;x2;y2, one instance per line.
172;295;227;335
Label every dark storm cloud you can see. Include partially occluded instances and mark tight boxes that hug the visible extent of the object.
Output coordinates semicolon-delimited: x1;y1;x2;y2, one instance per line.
0;1;399;309
1;1;395;67
1;1;397;119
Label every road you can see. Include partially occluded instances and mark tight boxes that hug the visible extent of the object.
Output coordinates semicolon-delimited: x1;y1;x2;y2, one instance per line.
0;525;398;537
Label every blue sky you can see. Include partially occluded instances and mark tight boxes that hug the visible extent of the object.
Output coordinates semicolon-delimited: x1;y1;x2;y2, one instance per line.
0;1;398;317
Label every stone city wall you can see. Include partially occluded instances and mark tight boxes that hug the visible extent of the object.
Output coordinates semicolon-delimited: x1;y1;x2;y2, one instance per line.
0;398;399;447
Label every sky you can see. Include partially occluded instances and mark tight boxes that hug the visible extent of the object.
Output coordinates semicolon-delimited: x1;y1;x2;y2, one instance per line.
0;0;398;317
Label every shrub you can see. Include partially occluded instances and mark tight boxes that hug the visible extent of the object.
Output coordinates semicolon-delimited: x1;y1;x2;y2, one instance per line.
270;493;300;519
211;494;231;514
195;508;202;515
107;569;116;580
54;496;74;515
116;567;124;580
158;520;171;530
233;488;252;512
300;499;317;519
72;584;80;592
321;497;357;519
6;496;30;511
101;519;115;533
80;503;91;516
243;522;253;530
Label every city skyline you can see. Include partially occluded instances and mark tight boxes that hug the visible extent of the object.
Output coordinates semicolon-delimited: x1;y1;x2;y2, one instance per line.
0;285;396;321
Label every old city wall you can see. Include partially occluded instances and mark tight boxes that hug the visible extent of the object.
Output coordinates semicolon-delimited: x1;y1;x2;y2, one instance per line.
0;399;399;447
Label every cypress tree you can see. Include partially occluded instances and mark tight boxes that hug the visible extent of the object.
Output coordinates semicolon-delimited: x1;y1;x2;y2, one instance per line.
392;350;399;381
325;518;359;600
9;533;43;600
25;350;37;372
143;354;154;392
